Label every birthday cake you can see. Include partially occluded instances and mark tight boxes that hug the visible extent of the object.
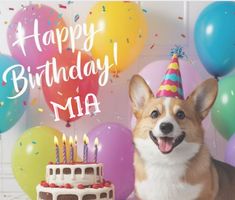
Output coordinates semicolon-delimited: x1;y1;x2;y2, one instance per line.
36;135;115;200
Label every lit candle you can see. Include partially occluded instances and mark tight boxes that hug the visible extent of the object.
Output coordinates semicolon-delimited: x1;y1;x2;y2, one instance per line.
86;136;89;162
83;134;88;163
94;137;99;163
54;136;60;164
69;136;74;163
74;135;78;162
62;134;67;163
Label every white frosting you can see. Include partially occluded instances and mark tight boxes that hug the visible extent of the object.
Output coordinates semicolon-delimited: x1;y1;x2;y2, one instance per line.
46;163;103;187
36;184;115;200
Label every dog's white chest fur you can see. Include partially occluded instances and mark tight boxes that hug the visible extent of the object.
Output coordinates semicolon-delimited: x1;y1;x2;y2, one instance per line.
136;163;202;200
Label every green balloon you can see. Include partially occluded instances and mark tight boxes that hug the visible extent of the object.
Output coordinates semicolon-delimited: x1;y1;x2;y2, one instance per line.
211;75;235;139
11;126;63;199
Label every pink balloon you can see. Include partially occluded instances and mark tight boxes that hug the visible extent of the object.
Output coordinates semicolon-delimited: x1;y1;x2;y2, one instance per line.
88;122;134;200
139;60;202;97
7;4;68;74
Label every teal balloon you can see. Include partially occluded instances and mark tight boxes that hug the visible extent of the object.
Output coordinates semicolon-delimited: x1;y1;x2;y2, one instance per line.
211;76;235;139
194;2;235;77
0;54;29;134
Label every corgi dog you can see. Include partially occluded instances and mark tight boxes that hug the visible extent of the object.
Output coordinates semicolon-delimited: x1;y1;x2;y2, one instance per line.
129;75;235;200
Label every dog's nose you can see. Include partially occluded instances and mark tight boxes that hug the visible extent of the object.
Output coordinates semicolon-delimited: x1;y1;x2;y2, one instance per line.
160;122;174;134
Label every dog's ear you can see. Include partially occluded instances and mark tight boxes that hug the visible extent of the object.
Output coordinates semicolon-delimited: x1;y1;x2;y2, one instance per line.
129;75;154;118
187;78;218;120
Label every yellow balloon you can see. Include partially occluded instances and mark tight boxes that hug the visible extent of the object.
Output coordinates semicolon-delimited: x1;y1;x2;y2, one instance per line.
87;2;148;74
12;126;80;199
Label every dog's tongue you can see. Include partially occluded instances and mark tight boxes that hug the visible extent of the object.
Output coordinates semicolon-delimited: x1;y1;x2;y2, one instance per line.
158;137;174;153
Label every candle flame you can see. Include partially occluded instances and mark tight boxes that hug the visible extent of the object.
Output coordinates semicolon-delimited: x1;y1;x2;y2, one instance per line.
94;137;99;146
83;134;88;144
74;135;78;144
69;136;73;145
54;136;58;145
62;134;66;143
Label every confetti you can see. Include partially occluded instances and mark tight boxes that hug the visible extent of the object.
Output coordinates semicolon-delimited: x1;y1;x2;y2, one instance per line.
178;16;183;20
76;87;79;93
31;98;38;106
58;13;63;19
181;34;186;38
155;33;158;37
32;141;37;144
2;81;6;86
150;43;155;49
89;11;92;15
37;108;44;113
19;142;22;146
59;4;67;9
74;14;80;22
34;152;39;155
9;8;14;11
67;1;74;4
4;21;8;25
142;9;147;13
23;101;27;106
126;38;130;43
57;91;63;96
139;34;142;38
110;39;113;43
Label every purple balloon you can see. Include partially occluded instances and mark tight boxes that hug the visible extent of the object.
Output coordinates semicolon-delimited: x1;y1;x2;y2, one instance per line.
7;4;68;74
88;122;134;200
225;134;235;167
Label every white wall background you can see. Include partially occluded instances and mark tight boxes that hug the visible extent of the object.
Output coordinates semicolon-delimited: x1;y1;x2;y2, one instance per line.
0;1;227;199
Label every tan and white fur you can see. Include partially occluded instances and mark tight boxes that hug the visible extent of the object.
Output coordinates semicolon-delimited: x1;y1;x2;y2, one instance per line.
129;75;235;200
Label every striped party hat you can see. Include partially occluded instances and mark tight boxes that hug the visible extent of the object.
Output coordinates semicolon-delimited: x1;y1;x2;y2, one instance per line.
156;46;185;99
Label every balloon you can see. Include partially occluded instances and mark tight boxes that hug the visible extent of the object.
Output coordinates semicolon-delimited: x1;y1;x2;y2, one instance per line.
194;2;235;77
7;4;68;74
225;134;235;167
12;126;77;199
87;2;147;74
88;122;134;200
41;50;99;123
0;54;29;133
211;75;235;139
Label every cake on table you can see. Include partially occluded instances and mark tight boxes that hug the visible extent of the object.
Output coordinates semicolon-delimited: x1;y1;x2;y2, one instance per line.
36;134;115;200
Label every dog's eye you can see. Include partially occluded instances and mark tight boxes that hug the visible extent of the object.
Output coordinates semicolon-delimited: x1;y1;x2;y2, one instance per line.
150;110;159;119
176;110;185;120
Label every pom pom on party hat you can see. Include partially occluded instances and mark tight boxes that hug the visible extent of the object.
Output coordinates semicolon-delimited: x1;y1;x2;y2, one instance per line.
156;46;186;99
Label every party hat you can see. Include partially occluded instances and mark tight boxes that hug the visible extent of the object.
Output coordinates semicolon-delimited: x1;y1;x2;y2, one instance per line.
156;46;185;99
